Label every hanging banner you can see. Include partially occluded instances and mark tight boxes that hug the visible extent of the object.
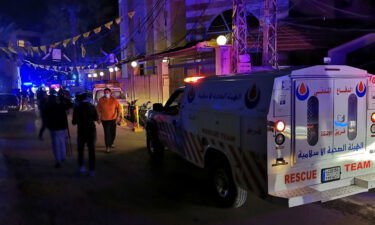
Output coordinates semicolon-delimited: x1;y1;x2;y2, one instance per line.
105;21;113;30
72;35;81;45
63;38;71;48
94;26;102;34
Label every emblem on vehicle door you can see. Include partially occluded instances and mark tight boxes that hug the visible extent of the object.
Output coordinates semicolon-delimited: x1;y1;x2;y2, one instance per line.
187;86;195;103
244;84;260;108
296;82;309;101
355;81;366;98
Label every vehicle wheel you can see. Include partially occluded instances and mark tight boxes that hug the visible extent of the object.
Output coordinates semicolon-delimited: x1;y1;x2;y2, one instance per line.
146;130;164;159
210;159;247;208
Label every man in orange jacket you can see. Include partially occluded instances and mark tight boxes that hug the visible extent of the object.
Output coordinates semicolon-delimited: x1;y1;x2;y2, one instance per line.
96;88;122;153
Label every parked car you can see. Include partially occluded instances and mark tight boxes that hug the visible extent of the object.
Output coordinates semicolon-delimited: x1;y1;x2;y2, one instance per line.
0;93;20;116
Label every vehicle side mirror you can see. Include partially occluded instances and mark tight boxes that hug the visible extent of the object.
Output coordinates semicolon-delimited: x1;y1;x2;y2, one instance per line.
153;103;164;112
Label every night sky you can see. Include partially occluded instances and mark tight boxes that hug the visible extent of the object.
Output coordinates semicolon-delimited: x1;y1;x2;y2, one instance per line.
0;0;118;32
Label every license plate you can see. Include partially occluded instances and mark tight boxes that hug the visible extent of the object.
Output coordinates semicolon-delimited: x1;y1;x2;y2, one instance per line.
321;166;341;183
0;110;8;113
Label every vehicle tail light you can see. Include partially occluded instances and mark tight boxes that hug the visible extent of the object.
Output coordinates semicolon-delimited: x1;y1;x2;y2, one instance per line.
371;113;375;122
275;120;285;132
184;76;204;83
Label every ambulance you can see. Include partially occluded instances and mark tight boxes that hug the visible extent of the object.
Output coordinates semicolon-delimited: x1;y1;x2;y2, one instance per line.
92;81;127;112
146;65;375;208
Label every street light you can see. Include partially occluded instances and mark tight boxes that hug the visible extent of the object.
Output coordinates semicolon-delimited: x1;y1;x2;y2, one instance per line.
93;73;98;78
114;67;119;72
109;67;114;72
131;61;138;68
216;35;227;46
100;72;104;77
88;74;92;78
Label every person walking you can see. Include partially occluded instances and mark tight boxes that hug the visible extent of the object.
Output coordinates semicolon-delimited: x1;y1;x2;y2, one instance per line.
96;88;122;153
45;89;72;168
72;93;99;176
37;88;48;140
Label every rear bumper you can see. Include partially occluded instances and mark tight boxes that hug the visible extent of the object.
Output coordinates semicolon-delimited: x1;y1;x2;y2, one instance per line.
269;173;375;207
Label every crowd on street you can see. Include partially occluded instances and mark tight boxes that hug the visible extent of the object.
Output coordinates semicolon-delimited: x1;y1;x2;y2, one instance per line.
36;87;122;176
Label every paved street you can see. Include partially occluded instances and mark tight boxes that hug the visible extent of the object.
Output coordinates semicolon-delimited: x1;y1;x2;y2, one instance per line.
0;111;375;225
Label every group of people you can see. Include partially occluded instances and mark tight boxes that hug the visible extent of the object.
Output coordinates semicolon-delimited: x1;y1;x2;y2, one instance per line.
14;88;35;111
38;87;122;177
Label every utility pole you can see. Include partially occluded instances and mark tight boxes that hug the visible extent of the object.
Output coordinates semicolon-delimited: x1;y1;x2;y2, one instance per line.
68;6;79;85
262;0;278;68
231;0;251;73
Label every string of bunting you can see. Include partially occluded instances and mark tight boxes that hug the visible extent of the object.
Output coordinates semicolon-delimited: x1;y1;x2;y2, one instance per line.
0;16;123;58
23;60;100;74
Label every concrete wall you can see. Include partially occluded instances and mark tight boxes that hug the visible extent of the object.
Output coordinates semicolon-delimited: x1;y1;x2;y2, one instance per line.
121;74;164;105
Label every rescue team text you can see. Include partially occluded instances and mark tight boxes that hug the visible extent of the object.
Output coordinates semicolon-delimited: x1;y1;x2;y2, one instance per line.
344;161;371;172
285;170;317;184
285;161;371;184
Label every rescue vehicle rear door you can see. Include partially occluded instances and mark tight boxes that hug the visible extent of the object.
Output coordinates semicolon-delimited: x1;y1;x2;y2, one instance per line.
293;78;367;165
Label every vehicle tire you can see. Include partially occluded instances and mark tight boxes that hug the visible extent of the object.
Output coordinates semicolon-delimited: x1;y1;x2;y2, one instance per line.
210;159;247;208
146;130;164;159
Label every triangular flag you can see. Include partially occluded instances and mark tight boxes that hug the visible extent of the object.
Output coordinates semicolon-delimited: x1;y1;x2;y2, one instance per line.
72;35;81;45
27;47;34;57
69;67;74;71
32;47;40;55
0;47;11;57
94;64;98;68
52;42;61;48
53;66;57;70
94;26;102;34
116;16;123;24
76;66;80;71
81;44;86;57
40;46;47;54
105;21;114;30
46;66;50;70
88;65;92;69
8;42;18;54
128;12;135;19
83;31;91;38
63;38;71;48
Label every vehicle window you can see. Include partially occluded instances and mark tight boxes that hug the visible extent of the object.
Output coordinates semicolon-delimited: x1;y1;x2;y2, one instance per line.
96;91;104;100
111;91;124;99
96;90;124;100
165;90;184;108
0;95;18;105
307;96;319;146
164;90;184;115
347;94;357;140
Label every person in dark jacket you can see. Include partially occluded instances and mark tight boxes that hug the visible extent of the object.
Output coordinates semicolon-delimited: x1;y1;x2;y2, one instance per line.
72;93;99;176
45;89;72;168
37;88;48;140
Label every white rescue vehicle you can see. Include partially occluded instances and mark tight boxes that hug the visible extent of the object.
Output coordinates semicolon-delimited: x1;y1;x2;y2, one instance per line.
146;65;375;207
92;82;127;111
